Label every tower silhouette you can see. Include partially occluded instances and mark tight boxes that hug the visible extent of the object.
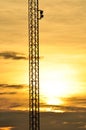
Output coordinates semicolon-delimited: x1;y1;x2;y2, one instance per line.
28;0;43;130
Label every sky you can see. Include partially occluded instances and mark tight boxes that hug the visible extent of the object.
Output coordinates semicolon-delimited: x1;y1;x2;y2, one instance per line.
0;0;86;129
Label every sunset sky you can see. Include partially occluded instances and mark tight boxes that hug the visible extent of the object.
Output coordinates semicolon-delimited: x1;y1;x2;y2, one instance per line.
0;0;86;130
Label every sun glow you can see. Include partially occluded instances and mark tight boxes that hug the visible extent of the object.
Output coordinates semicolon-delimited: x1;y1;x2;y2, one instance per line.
46;97;63;106
40;64;79;104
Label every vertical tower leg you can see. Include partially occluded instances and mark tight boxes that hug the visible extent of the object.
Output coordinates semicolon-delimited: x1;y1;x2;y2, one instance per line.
28;0;40;130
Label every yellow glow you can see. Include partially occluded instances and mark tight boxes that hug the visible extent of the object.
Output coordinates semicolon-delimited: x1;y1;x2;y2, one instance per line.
46;97;63;106
52;109;64;113
40;64;80;102
0;127;13;130
40;107;64;113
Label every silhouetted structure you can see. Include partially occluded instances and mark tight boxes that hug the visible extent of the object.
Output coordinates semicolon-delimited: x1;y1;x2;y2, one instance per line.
28;0;43;130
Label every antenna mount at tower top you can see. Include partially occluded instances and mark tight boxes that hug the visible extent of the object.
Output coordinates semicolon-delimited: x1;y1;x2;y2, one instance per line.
38;10;44;19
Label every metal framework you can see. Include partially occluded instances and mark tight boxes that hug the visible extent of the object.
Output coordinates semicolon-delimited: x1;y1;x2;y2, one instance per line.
28;0;40;130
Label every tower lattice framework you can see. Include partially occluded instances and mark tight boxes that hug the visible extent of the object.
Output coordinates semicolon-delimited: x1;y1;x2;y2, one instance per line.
28;0;40;130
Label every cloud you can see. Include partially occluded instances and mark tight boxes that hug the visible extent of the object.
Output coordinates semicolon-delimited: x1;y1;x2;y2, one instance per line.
41;104;86;113
44;0;86;24
0;111;86;130
0;83;29;111
41;96;86;112
0;111;29;130
0;51;44;61
0;84;26;89
0;92;16;95
9;103;22;109
40;0;86;47
0;84;28;110
41;112;86;130
0;96;28;112
0;51;27;60
63;97;86;108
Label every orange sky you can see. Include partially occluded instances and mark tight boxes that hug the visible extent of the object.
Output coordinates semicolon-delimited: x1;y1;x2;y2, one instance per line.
0;0;86;112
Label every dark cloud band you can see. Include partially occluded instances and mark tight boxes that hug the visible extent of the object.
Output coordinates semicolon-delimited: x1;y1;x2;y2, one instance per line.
0;51;44;60
0;51;27;60
0;84;27;89
0;92;16;95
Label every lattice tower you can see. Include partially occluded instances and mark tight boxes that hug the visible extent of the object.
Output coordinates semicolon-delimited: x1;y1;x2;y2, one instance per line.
28;0;43;129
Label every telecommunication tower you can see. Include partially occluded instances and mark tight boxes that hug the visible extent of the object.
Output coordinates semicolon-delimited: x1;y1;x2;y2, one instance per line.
28;0;43;130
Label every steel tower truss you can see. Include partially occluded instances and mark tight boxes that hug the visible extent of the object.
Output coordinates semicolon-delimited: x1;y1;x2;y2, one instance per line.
28;0;40;130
